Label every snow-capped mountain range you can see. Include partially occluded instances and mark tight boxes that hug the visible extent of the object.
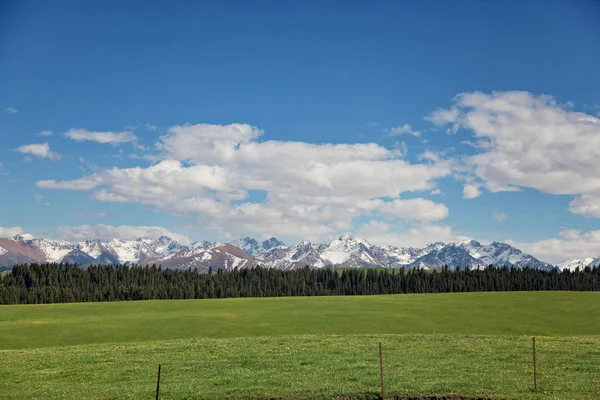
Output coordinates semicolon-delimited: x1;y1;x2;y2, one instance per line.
556;257;599;271
0;232;584;272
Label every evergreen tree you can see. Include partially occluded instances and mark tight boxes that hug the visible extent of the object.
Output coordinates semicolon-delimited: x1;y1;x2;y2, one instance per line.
0;263;598;305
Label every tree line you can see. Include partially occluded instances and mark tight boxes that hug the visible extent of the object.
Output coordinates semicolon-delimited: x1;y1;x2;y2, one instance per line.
0;263;598;305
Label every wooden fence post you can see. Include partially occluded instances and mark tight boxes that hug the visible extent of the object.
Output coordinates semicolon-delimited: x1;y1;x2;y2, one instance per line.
379;342;385;400
532;337;537;391
156;364;162;400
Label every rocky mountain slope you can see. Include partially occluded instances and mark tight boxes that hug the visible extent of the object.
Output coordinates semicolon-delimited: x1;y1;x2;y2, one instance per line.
0;232;570;271
231;237;285;257
556;258;597;271
143;243;255;273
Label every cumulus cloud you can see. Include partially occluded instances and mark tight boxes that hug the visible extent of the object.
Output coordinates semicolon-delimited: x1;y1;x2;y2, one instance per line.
53;224;191;245
568;195;600;218
37;123;452;242
15;143;61;160
376;198;448;221
5;107;18;114
65;129;137;144
426;107;460;134
428;91;600;217
387;124;421;137
509;229;600;264
0;226;24;238
462;184;481;199
38;130;53;136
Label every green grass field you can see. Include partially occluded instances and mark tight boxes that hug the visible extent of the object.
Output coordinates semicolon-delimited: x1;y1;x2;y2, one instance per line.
1;292;599;399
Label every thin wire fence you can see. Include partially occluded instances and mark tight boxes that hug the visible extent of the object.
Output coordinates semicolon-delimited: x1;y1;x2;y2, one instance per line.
150;335;600;400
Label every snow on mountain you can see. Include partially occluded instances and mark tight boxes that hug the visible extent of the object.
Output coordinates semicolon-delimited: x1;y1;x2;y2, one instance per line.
556;258;595;271
190;240;211;250
261;237;286;250
409;244;477;270
261;241;329;270
483;242;553;269
0;234;191;266
0;236;46;265
231;237;285;257
107;239;156;263
29;238;75;263
85;237;182;264
231;237;260;256
145;243;255;272
77;239;109;259
380;245;423;266
11;233;37;241
152;236;188;255
61;249;98;265
0;232;576;272
590;258;600;268
321;234;385;268
455;240;554;270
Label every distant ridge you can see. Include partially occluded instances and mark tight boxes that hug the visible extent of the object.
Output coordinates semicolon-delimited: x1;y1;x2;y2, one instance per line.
0;233;566;272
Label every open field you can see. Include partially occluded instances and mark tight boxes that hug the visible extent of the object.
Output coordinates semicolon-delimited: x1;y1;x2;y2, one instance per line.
1;292;599;399
1;292;599;350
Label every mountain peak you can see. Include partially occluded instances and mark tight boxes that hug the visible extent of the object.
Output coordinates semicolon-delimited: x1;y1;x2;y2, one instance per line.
261;237;285;248
0;233;557;272
11;233;36;241
333;234;371;246
456;239;481;247
230;236;281;257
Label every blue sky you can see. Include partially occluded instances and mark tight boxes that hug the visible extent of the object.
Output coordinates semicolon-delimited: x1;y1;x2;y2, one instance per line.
1;0;599;262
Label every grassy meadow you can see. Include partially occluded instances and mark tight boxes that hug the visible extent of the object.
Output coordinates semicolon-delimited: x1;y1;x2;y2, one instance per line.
1;292;599;399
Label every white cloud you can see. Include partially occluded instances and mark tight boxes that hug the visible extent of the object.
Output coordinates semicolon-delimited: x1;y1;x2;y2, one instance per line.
462;184;481;199
510;229;600;264
426;107;460;134
430;188;441;195
377;198;448;221
492;210;507;222
428;91;600;217
568;195;600;218
388;124;421;137
53;224;191;245
39;130;53;136
426;107;460;125
393;141;408;157
559;229;581;240
15;143;61;160
5;107;18;114
37;176;101;190
37;123;452;242
0;226;24;238
65;129;137;144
